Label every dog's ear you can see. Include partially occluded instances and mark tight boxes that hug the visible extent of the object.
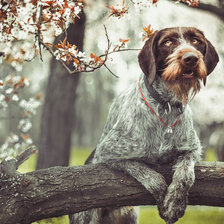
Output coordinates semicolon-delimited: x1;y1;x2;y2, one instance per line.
138;31;159;85
204;38;219;75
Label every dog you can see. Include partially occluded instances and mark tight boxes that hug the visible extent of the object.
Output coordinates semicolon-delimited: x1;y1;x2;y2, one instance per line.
70;27;219;224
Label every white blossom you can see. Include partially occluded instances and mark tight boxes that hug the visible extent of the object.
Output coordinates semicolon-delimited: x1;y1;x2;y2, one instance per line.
25;138;33;145
11;134;19;143
0;74;41;160
68;47;78;57
19;119;32;132
19;98;41;114
77;51;86;59
0;0;83;70
5;88;13;94
15;143;21;150
1;143;8;151
73;62;78;68
0;94;5;101
132;0;155;10
24;78;30;87
12;94;19;102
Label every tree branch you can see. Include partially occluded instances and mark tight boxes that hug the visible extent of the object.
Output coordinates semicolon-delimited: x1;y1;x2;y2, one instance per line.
181;2;224;22
0;160;224;224
15;146;37;169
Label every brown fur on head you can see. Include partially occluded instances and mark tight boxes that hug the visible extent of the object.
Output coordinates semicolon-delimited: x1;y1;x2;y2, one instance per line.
162;47;207;104
138;27;219;104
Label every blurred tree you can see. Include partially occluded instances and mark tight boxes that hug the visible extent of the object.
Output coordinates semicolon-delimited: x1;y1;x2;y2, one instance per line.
36;12;86;169
73;71;115;147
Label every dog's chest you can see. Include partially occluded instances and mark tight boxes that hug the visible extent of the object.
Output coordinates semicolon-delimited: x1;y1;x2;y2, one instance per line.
146;137;184;164
143;114;187;164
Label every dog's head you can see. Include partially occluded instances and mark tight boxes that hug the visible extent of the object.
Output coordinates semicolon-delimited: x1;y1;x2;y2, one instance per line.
138;27;219;103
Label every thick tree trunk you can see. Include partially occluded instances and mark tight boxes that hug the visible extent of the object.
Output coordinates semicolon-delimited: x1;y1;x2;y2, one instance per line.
0;158;224;224
36;13;86;169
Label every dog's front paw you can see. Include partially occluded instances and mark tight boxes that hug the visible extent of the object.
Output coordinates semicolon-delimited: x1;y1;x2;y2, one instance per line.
158;185;188;224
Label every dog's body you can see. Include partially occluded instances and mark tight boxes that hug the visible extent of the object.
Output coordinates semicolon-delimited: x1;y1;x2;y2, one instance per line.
70;27;219;224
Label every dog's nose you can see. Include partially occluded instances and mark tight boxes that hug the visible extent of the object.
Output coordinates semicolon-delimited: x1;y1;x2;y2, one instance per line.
182;52;198;67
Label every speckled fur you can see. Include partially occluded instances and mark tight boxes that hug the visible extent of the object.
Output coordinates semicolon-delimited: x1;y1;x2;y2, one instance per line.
70;27;219;224
70;75;201;224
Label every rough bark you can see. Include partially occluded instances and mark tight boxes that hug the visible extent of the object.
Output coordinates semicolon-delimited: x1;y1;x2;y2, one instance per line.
0;159;224;224
36;12;86;169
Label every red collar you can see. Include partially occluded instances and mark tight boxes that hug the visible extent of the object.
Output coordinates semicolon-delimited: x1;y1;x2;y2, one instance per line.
138;77;181;133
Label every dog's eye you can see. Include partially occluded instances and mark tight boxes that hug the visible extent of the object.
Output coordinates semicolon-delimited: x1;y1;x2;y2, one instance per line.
192;39;199;45
164;40;173;47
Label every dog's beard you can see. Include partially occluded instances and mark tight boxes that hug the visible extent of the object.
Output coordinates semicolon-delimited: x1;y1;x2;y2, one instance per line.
161;53;207;104
164;79;201;104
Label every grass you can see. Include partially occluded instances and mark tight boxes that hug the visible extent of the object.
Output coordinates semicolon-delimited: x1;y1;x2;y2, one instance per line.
204;148;217;162
33;216;69;224
18;153;37;173
69;147;92;166
139;206;224;224
18;148;224;224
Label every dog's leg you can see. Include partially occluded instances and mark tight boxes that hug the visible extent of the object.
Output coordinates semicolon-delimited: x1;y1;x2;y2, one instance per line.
158;150;199;224
107;160;167;207
70;206;138;224
69;209;95;224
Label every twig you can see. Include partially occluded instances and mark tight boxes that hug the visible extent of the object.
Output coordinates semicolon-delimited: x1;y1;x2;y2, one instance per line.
129;0;135;5
37;5;43;62
41;41;74;73
0;0;12;12
104;63;119;78
41;26;112;75
41;25;139;77
99;48;141;58
15;145;37;168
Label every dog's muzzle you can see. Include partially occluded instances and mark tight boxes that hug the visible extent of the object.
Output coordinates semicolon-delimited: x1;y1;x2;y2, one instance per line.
182;52;199;67
181;52;199;79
